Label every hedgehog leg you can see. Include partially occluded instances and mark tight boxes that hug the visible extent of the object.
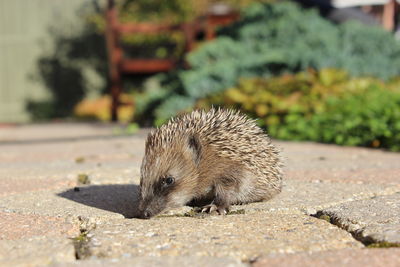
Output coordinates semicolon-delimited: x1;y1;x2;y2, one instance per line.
200;183;232;215
201;203;229;215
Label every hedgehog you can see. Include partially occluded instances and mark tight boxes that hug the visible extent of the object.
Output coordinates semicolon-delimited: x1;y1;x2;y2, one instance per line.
138;108;282;219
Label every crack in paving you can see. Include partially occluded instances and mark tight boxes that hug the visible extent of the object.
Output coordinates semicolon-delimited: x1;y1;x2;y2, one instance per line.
60;185;400;262
313;192;400;248
313;212;367;245
71;216;96;260
314;211;400;247
315;211;400;248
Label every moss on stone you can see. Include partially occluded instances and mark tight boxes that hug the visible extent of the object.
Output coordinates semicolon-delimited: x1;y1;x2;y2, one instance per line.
318;214;331;223
77;174;90;185
227;209;245;215
366;242;400;248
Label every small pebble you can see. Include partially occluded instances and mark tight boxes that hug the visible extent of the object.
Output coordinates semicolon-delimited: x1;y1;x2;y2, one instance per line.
145;232;157;237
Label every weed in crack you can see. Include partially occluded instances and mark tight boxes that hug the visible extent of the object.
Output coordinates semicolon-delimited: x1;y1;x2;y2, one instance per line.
366;242;400;248
71;216;96;260
72;230;91;260
313;211;400;248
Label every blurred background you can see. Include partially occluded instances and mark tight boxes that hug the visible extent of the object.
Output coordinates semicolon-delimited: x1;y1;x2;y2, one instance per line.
1;0;400;151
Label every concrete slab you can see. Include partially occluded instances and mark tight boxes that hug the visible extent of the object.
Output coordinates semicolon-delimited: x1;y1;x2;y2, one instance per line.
0;190;128;220
53;256;246;267
254;248;400;267
0;177;74;197
84;214;361;261
286;169;400;185
0;136;144;183
1;179;398;221
278;141;400;184
0;237;76;267
319;193;400;244
0;123;118;143
0;211;78;240
233;180;400;216
0;123;399;266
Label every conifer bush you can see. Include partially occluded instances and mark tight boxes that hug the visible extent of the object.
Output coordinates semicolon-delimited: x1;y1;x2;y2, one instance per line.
135;0;400;143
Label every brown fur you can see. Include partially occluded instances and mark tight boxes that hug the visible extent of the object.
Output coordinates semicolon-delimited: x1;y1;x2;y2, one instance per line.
138;108;282;218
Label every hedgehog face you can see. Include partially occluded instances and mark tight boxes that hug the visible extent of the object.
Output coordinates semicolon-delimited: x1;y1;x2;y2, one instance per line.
138;134;201;219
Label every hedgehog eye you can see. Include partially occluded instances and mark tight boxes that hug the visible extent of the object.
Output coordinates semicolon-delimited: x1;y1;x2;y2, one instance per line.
162;176;175;186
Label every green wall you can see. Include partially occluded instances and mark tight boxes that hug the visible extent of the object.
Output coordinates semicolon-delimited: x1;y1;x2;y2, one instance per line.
0;0;103;123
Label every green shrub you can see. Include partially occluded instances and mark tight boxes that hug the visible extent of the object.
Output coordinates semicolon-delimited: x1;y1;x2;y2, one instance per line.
296;86;400;150
199;69;400;151
185;1;400;90
136;1;400;123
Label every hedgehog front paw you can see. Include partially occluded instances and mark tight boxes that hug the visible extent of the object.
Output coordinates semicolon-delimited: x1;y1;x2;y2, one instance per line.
201;204;229;215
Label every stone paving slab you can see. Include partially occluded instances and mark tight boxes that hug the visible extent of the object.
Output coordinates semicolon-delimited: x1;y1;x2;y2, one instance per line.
53;256;247;267
279;141;400;171
0;210;79;267
233;180;399;216
1;179;397;220
253;248;400;267
0;177;74;197
0;211;78;240
278;141;400;185
0;237;76;267
319;193;400;244
0;190;126;220
0;137;144;182
84;214;361;261
0;124;400;266
0;123;123;143
285;169;400;185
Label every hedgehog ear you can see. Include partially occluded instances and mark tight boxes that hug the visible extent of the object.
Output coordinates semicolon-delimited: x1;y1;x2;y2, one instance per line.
188;134;201;164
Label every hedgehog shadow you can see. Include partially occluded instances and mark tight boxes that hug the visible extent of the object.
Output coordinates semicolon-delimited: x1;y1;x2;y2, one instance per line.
57;184;139;218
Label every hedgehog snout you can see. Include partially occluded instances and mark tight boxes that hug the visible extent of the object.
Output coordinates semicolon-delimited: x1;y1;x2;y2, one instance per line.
140;209;152;219
137;195;166;219
137;203;154;219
